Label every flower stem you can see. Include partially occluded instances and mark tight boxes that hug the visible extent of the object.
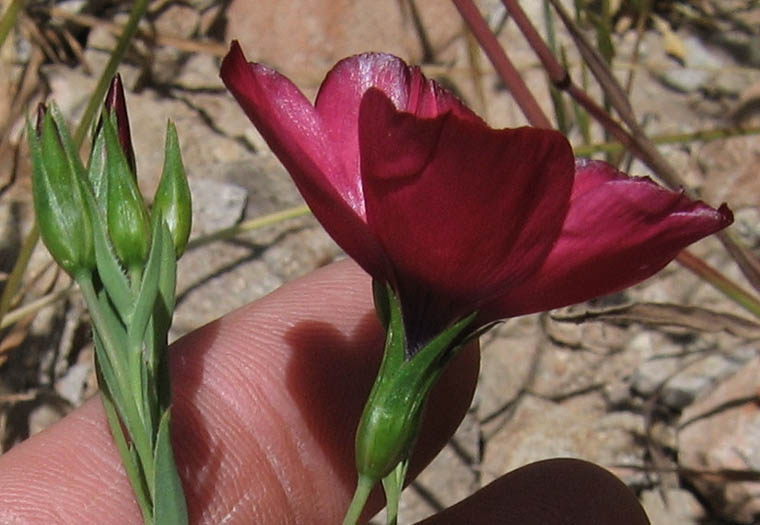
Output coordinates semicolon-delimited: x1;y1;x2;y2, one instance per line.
382;460;408;525
343;474;376;525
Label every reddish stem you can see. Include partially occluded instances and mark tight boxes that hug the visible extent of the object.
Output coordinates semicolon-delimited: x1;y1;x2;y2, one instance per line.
451;0;552;129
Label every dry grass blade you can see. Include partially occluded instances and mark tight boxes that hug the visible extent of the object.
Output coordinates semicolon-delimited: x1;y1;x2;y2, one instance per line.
551;302;760;339
47;6;228;57
452;0;552;129
544;0;635;124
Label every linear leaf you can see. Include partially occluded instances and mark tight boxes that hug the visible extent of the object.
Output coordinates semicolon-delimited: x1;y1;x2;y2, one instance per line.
153;408;188;525
127;219;164;352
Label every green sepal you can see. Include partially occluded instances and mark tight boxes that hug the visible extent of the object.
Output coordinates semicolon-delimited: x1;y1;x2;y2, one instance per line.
152;121;192;258
153;408;189;525
103;114;151;269
354;284;477;482
87;125;109;209
47;103;87;182
84;185;134;322
28;111;95;276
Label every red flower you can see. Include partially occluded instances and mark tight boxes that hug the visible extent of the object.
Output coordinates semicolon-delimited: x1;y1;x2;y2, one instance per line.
221;42;732;351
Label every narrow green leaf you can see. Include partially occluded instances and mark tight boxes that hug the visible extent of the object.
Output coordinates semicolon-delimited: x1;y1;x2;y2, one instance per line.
128;219;164;353
153;409;188;525
98;370;152;520
156;221;178;320
152;221;177;412
88;191;133;321
92;329;126;414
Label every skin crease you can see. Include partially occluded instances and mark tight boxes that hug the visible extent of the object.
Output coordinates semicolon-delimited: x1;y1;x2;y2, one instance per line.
0;260;650;524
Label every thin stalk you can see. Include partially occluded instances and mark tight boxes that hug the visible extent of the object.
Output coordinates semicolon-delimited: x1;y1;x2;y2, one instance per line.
0;223;38;327
452;0;552;129
677;250;760;319
343;474;376;525
382;460;408;525
0;0;24;52
574;125;760;156
185;204;311;250
77;272;155;493
623;0;652;94
73;0;150;146
0;286;71;329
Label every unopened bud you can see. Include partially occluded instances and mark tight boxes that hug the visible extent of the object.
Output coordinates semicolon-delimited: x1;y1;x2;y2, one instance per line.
152;121;192;258
103;114;151;268
28;104;95;277
104;74;136;175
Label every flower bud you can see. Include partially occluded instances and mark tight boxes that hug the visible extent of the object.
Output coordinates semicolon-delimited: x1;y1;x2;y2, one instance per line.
103;113;151;268
28;103;95;277
355;285;476;481
152;121;192;257
104;73;136;176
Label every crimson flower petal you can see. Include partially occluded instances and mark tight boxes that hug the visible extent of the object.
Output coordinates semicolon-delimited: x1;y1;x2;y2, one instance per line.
314;54;484;212
359;88;575;346
484;159;733;319
220;41;385;276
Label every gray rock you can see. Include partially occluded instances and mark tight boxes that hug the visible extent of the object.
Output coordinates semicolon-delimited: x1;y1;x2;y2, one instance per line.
662;353;744;409
187;177;248;236
679;357;760;523
54;363;91;406
659;35;726;93
481;393;647;488
631;356;681;398
641;488;706;525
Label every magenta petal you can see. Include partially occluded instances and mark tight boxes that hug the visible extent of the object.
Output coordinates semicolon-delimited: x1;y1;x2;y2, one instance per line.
314;54;483;205
485;159;733;318
360;89;575;343
220;42;386;277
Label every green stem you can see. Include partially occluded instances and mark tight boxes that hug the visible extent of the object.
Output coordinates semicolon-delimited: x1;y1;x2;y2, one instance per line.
574;125;760;157
0;223;38;328
343;474;376;525
76;271;130;396
185;204;311;251
76;271;155;499
0;0;24;52
72;0;150;146
677;250;760;319
382;460;407;525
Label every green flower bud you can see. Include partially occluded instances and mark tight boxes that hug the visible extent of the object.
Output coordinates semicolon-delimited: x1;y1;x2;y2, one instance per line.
152;121;192;258
354;285;477;482
103;114;151;268
103;73;136;176
28;104;95;277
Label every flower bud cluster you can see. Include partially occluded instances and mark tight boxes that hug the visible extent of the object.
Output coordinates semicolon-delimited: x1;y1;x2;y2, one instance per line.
29;75;192;277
